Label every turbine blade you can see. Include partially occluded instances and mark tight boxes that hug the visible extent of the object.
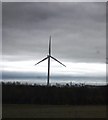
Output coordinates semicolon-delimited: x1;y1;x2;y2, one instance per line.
35;56;48;65
49;36;51;55
50;56;66;67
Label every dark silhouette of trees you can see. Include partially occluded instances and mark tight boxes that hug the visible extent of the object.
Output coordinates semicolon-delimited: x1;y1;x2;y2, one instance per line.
2;82;107;105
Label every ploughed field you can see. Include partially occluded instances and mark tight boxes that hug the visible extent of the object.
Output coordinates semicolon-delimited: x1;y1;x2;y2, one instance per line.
2;104;106;118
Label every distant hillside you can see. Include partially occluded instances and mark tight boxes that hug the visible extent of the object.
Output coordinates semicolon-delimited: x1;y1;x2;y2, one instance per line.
2;82;107;105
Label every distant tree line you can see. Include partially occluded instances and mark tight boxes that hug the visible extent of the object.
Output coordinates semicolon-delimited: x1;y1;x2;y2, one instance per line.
2;82;107;105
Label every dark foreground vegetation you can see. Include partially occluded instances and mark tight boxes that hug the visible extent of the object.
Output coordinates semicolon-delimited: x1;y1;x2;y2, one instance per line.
2;82;107;105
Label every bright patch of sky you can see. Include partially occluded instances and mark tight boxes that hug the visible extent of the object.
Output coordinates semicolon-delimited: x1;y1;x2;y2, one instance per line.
2;60;105;77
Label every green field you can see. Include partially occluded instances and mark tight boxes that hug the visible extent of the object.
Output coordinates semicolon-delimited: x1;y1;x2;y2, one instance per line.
2;104;106;118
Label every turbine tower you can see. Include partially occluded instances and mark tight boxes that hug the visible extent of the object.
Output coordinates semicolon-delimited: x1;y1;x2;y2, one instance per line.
35;36;66;86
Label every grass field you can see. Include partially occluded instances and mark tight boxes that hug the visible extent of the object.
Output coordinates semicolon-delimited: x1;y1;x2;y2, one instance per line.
2;104;106;118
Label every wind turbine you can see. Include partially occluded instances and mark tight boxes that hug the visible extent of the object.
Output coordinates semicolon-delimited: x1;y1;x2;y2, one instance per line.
35;36;66;86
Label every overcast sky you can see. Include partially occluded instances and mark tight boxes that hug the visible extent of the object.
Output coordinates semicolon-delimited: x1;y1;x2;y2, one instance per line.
2;2;106;85
1;0;107;2
3;2;106;62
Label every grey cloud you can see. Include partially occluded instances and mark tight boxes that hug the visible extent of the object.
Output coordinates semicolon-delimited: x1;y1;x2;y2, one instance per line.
2;0;107;2
106;3;108;61
2;2;106;63
0;6;1;60
2;71;105;80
